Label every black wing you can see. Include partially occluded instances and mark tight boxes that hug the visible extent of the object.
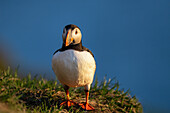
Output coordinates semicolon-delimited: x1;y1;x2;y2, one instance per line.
53;48;62;55
82;46;94;57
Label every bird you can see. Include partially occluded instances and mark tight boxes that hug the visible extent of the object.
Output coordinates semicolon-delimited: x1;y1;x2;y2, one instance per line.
52;24;96;110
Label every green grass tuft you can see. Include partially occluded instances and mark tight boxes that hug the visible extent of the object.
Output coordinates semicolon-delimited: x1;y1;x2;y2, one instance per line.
0;67;143;113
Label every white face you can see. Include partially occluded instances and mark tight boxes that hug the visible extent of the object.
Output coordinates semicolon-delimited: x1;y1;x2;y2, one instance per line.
62;27;82;46
71;28;82;44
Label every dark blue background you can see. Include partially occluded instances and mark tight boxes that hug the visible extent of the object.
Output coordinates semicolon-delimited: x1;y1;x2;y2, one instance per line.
0;0;170;112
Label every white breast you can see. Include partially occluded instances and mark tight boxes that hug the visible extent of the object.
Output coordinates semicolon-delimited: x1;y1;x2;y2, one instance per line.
52;50;96;87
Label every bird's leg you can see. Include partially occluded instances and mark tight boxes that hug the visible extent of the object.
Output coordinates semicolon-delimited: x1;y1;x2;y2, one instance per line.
60;85;76;107
79;85;95;110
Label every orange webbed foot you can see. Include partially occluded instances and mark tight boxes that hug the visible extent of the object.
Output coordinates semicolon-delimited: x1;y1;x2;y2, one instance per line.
60;100;77;107
79;102;95;111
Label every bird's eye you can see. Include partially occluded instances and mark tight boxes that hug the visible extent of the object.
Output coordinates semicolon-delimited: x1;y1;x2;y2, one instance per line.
75;30;78;35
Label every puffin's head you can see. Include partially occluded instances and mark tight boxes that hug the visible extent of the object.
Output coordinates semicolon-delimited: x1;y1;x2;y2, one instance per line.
62;24;82;47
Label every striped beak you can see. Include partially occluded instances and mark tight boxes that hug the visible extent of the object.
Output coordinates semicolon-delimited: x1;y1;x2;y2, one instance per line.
65;30;74;47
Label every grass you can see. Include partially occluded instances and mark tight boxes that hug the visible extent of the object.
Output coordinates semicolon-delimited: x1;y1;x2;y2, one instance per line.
0;67;142;113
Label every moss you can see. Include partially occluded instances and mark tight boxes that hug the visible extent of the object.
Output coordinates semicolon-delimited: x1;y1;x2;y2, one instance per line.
0;67;142;113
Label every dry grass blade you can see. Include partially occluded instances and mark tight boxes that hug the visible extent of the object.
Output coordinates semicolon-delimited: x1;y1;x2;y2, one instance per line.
0;67;143;113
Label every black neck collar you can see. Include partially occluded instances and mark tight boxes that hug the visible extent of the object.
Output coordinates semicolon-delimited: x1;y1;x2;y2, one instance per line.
53;41;94;57
60;42;83;51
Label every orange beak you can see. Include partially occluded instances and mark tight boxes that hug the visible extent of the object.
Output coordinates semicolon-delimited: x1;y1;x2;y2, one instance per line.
65;31;74;47
65;31;70;47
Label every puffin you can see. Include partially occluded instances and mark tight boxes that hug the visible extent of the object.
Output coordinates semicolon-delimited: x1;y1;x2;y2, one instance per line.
52;24;96;110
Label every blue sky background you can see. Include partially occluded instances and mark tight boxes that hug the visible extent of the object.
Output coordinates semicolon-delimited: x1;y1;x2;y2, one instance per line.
0;0;170;112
